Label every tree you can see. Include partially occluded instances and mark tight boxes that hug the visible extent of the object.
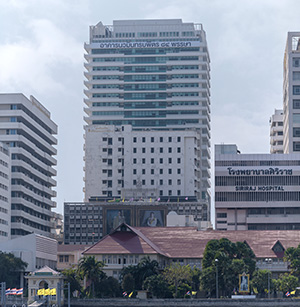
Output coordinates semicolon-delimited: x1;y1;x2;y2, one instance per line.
143;274;172;298
201;238;256;297
122;273;135;293
96;276;121;298
284;245;300;278
163;263;193;298
0;252;27;288
251;269;274;297
62;267;82;297
277;273;299;294
78;256;105;297
120;256;159;290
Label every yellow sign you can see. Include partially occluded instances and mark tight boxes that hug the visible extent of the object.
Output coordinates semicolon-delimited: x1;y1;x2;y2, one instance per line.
37;289;44;296
37;288;56;296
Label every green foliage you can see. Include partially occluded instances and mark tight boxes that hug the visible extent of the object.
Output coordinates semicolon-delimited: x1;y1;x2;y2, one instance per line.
200;238;256;297
122;273;135;293
62;266;82;296
0;252;27;288
96;276;121;298
277;273;299;293
251;269;273;296
163;263;193;298
284;245;300;278
78;256;106;297
143;274;172;298
120;256;159;290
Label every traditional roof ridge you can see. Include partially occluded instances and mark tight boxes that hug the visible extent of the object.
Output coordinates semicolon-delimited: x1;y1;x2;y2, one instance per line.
34;265;60;275
125;224;167;257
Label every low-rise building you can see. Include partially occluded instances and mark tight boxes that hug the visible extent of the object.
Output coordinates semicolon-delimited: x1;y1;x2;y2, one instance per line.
57;244;90;271
83;223;300;279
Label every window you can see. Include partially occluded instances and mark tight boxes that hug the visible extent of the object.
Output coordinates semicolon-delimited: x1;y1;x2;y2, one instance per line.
142;169;146;175
177;190;181;196
151;158;154;164
133;158;137;164
160;179;163;185
160;158;163;163
160;137;163;142
293;57;300;67
293;142;300;151
217;213;227;218
59;255;64;262
293;100;300;109
133;137;137;142
293;71;300;80
142;137;146;143
133;169;137;174
160;169;163;174
142;180;145;185
294;127;300;137
177;147;181;153
168;169;172;174
142;148;146;153
168;147;172;153
160;190;163;196
142;158;146;163
177;169;181;174
151;169;154;174
293;114;300;123
151;137;154;142
177;158;181;163
108;138;113;145
133;180;137;185
160;147;163;153
293;86;300;95
177;137;181;142
168;158;172;163
151;148;154;153
168;190;172;196
151;179;154;185
177;179;181;185
168;179;172;185
133;148;137;153
168;137;172;142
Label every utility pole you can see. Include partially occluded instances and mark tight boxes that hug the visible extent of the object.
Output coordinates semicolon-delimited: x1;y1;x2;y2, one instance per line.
215;259;219;299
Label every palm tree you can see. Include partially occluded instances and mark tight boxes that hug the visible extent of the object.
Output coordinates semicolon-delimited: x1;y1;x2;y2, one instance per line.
78;256;105;297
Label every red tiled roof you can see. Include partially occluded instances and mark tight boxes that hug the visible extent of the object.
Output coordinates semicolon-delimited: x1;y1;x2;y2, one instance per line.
83;225;300;259
58;244;91;252
84;231;159;255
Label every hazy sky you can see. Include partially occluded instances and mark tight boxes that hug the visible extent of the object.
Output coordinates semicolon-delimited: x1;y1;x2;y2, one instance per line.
0;0;299;214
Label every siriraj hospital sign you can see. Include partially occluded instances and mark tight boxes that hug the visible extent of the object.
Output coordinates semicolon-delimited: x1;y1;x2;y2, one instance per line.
91;41;200;49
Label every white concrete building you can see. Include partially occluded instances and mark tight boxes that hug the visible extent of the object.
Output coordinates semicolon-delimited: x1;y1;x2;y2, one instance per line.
0;94;57;238
283;33;300;153
270;109;284;154
0;142;11;241
83;19;211;216
215;144;300;231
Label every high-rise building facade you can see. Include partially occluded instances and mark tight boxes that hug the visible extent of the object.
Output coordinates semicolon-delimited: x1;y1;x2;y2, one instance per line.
270;109;284;154
84;19;211;216
0;142;11;241
0;94;57;238
283;33;300;153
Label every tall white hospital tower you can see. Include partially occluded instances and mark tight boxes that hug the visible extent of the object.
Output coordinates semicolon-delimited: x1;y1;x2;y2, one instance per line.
83;19;211;218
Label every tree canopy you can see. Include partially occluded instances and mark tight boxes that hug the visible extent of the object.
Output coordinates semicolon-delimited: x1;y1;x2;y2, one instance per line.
0;252;27;288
